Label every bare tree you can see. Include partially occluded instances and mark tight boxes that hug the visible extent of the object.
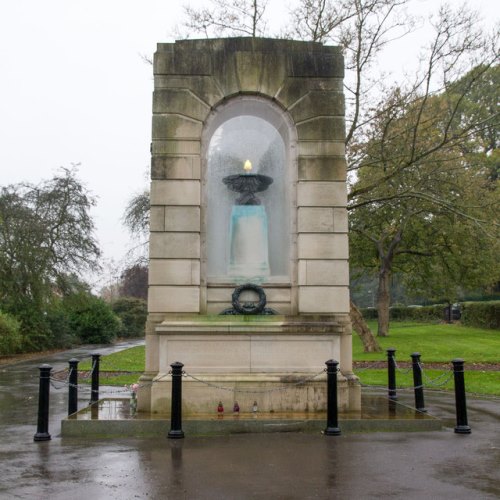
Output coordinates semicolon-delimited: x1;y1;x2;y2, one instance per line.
180;0;269;38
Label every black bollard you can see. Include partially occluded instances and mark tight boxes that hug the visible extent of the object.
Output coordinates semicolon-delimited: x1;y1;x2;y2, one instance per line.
387;348;397;401
452;359;471;434
411;353;426;412
34;364;52;441
168;361;185;439
324;359;341;436
68;358;79;416
90;354;100;405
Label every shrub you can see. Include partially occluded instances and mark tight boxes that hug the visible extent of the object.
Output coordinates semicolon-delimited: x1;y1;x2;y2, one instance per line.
0;311;23;355
361;304;445;322
111;297;147;338
460;301;500;330
44;301;78;348
65;293;121;344
361;307;378;320
394;305;444;322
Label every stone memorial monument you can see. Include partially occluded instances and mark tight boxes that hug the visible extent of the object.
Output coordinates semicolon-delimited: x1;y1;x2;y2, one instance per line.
139;37;361;414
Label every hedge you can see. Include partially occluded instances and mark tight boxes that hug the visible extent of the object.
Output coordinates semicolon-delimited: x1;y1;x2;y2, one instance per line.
460;301;500;330
361;301;500;330
361;305;445;322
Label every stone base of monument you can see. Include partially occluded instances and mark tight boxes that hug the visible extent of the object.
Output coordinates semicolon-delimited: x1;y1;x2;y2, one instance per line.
61;391;443;438
146;372;361;415
141;316;361;415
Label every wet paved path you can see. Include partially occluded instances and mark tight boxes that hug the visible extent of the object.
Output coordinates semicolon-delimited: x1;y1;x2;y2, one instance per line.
0;343;499;499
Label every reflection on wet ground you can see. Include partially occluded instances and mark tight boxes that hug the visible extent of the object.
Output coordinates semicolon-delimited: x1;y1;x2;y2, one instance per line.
1;342;499;499
71;393;433;422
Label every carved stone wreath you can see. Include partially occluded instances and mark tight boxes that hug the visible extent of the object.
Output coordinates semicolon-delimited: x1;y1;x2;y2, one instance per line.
220;283;276;315
231;283;267;314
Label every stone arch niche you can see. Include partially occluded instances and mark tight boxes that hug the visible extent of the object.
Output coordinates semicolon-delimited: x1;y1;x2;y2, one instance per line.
202;96;296;307
142;38;360;415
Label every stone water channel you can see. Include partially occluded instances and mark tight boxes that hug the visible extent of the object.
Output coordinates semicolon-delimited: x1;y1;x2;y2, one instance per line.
0;342;499;499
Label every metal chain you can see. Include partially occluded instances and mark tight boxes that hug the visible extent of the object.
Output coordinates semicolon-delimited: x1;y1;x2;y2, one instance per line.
49;378;92;392
394;360;412;375
182;370;326;394
48;377;153;393
420;365;454;387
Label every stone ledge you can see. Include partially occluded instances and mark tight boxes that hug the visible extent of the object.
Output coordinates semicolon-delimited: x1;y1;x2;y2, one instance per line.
61;394;442;438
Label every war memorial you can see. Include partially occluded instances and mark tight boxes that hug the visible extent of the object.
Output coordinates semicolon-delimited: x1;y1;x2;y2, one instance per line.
138;37;361;415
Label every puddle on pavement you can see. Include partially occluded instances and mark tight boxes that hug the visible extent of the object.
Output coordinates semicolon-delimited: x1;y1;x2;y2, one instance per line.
69;394;433;422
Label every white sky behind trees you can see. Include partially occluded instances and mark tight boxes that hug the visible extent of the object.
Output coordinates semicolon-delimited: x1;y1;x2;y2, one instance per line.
0;0;497;289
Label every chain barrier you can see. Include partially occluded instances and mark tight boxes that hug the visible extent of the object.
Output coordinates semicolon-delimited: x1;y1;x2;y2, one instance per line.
48;376;154;394
182;369;326;395
49;377;92;392
419;362;454;387
394;361;412;375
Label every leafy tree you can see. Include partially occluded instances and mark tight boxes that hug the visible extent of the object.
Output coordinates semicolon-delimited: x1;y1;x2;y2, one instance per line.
0;167;100;349
349;58;499;335
0;311;22;355
112;297;147;338
119;264;148;300
64;292;121;344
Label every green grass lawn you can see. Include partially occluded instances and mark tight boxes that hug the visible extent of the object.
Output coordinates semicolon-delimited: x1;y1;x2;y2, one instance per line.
356;368;500;396
353;321;499;362
80;322;499;395
354;321;499;395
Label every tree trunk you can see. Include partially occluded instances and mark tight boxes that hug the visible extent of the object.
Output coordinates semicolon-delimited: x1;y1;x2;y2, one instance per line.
350;300;382;352
377;266;391;336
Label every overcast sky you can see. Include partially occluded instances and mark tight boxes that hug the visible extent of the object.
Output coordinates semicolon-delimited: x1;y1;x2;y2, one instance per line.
0;0;497;288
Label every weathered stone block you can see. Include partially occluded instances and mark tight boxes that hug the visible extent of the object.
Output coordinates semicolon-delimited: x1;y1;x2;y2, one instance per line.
297;182;347;207
152;140;201;155
298;260;349;286
154;75;224;107
289;51;344;78
299;286;350;313
150;180;200;205
154;49;212;76
149;233;200;259
153;89;210;121
298;157;346;181
164;206;200;232
235;51;263;91
298;141;345;156
260;52;288;97
298;207;334;232
296;117;345;141
150;206;165;232
149;259;200;285
290;91;344;122
213;50;239;97
148;286;200;313
276;77;343;109
151;156;201;180
298;234;349;259
333;208;348;233
152;115;202;139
